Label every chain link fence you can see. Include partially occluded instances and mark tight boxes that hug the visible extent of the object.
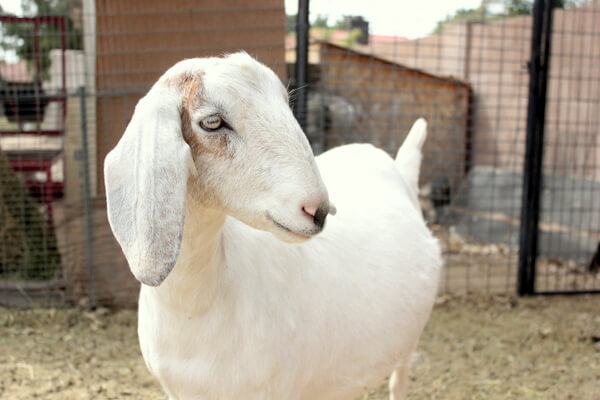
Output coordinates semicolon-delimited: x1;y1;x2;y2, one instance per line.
0;0;598;307
290;0;600;296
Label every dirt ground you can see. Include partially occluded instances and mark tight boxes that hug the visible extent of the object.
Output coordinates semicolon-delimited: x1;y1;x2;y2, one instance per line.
1;295;599;400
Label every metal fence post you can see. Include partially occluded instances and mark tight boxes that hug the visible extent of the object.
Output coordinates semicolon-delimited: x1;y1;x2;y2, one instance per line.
78;86;96;308
294;0;310;131
517;0;554;296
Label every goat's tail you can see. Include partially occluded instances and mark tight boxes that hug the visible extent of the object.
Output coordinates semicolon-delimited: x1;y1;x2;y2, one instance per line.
395;118;427;207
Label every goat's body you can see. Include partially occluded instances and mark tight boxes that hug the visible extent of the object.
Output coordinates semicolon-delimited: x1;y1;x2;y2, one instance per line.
138;143;442;400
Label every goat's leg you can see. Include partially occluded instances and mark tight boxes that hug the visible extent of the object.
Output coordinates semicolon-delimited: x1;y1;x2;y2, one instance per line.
388;361;410;400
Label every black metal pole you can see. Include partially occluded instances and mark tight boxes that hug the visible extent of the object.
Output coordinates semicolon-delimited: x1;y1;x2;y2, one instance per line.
294;0;309;131
517;0;554;296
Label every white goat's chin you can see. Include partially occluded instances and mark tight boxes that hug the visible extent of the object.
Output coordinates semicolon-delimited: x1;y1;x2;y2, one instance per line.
267;214;319;243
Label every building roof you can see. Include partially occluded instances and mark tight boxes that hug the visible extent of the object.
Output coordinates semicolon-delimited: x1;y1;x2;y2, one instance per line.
285;38;470;90
318;41;471;89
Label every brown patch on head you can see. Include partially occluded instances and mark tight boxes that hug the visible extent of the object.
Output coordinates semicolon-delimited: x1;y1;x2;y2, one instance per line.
176;73;203;153
180;73;204;111
170;72;232;160
171;74;226;209
165;73;201;95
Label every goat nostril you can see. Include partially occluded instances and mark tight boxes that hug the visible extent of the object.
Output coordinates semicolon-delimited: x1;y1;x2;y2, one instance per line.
302;203;329;229
302;205;318;218
302;205;329;229
313;206;328;229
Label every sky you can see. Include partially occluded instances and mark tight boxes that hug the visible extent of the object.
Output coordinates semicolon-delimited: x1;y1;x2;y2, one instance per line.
0;0;21;14
285;0;488;38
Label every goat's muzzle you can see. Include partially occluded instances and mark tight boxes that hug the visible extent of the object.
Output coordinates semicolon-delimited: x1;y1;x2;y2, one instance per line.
303;202;334;230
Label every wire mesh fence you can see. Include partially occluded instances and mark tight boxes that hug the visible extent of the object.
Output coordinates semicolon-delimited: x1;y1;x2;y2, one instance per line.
533;2;600;293
0;0;598;307
290;7;528;294
290;0;600;296
0;1;287;307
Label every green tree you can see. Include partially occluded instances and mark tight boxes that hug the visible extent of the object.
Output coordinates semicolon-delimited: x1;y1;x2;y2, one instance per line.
434;7;487;33
343;29;364;49
312;14;329;29
505;0;535;15
0;0;83;80
502;0;591;16
310;15;335;41
434;0;593;33
334;15;353;30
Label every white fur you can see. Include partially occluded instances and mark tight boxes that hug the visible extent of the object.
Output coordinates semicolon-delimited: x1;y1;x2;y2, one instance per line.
104;53;442;400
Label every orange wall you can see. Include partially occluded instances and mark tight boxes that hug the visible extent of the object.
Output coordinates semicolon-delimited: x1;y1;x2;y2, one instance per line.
95;0;286;193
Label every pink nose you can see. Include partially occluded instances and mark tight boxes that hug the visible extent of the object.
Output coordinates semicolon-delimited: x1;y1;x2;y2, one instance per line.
302;203;330;229
302;205;318;218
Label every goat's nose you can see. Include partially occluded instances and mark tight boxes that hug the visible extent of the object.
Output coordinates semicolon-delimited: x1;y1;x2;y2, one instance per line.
302;202;330;229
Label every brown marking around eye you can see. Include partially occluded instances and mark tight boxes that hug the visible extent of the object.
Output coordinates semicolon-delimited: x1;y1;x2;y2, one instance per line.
173;72;232;160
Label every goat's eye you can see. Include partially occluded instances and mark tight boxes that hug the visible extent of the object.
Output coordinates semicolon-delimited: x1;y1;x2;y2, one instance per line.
200;115;224;131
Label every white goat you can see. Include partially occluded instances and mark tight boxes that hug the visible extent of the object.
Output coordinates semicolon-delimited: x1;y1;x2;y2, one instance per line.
104;52;442;400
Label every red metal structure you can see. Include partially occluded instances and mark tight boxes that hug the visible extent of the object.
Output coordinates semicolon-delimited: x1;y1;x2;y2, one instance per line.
0;16;67;226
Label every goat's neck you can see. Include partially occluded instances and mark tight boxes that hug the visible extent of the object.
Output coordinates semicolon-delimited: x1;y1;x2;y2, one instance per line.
153;199;226;313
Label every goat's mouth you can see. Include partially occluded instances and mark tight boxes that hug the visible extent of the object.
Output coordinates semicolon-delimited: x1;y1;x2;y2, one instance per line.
266;214;318;241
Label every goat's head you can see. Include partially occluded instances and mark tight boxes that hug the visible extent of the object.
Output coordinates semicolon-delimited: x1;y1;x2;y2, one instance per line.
104;53;334;286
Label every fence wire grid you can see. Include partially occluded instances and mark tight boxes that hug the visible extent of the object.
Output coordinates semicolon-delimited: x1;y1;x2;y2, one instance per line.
0;0;599;307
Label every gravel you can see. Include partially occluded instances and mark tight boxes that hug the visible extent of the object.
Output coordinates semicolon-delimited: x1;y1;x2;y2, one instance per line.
1;295;599;399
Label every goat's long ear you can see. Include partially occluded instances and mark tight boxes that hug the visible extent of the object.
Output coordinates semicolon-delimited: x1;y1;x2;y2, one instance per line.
104;88;191;287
